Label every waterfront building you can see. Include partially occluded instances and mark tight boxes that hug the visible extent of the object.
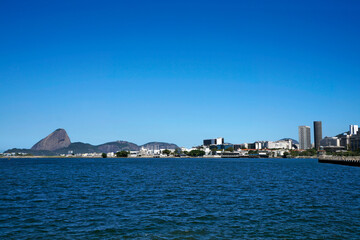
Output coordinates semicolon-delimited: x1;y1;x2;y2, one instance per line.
180;147;192;152
264;140;293;150
255;141;264;150
233;144;242;151
350;133;360;151
203;137;224;146
247;143;256;149
216;137;224;145
350;125;359;135
314;121;323;150
320;137;340;147
220;144;234;150
203;139;216;146
299;126;311;150
203;147;212;155
340;134;351;150
128;151;139;157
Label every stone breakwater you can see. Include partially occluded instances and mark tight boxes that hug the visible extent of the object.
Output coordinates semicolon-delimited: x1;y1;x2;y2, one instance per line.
318;156;360;167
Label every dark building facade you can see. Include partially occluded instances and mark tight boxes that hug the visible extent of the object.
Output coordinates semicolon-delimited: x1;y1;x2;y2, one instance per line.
216;144;234;150
314;121;322;150
247;143;256;149
203;139;215;146
340;134;350;150
233;144;242;151
350;134;360;151
203;137;224;146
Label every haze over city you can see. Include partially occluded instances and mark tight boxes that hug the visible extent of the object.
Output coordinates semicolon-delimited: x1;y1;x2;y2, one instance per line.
1;0;360;151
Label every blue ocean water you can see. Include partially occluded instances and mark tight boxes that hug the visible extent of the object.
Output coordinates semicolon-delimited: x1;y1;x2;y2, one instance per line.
0;158;359;239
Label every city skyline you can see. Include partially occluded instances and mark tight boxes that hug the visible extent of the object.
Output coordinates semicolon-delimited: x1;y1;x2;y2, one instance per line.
1;1;360;150
2;121;359;153
3;121;359;157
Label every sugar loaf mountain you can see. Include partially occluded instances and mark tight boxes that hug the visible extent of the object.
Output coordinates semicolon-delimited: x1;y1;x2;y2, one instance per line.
5;129;179;156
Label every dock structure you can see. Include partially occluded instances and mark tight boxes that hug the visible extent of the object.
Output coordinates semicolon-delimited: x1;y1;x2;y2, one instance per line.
318;156;360;167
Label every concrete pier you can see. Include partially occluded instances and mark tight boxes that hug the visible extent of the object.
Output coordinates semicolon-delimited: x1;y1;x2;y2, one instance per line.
318;156;360;167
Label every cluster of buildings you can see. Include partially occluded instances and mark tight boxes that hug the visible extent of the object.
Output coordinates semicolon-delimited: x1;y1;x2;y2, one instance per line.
298;121;322;150
58;146;179;158
1;152;31;157
130;146;177;158
60;152;105;158
234;140;294;150
195;137;297;158
194;121;360;158
298;121;360;152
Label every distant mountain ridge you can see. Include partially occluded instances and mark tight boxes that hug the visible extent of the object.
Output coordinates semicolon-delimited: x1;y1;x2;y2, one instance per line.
5;129;179;156
141;142;179;150
279;138;299;144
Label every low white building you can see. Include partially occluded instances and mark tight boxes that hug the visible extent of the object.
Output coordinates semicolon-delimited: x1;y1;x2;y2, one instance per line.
264;140;292;150
203;147;212;155
320;137;340;147
128;151;139;157
181;147;198;152
255;142;262;150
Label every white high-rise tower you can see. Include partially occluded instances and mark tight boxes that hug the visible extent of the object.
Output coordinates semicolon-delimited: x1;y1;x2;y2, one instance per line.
350;125;358;135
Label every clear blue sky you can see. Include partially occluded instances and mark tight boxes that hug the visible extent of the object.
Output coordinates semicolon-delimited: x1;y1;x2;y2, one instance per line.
1;0;360;151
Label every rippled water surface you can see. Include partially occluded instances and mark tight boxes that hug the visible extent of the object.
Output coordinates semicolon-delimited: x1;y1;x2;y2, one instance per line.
1;158;359;239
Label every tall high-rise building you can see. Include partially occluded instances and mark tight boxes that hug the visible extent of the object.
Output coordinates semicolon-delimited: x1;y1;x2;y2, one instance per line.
314;121;322;150
299;126;311;150
350;125;359;135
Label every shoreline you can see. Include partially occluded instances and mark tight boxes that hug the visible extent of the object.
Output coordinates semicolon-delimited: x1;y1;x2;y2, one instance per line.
1;156;319;159
318;156;360;167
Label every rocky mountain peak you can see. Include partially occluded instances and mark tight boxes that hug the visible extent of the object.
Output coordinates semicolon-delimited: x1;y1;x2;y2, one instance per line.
31;128;71;151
